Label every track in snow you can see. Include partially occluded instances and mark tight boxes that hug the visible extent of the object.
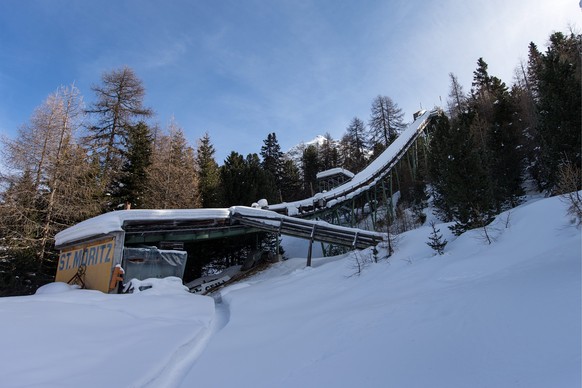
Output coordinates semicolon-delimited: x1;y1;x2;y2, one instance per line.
140;295;231;388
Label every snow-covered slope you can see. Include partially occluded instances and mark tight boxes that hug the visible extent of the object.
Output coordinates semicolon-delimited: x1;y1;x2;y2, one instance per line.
0;195;580;388
181;195;581;388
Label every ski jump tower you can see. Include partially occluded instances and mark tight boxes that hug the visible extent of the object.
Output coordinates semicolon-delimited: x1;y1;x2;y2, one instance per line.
267;109;441;230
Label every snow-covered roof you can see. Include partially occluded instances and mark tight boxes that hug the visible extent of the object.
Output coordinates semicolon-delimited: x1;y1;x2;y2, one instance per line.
55;209;231;247
316;168;355;180
55;205;385;250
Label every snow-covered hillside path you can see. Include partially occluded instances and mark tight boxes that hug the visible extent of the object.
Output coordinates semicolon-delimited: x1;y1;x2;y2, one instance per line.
141;294;232;388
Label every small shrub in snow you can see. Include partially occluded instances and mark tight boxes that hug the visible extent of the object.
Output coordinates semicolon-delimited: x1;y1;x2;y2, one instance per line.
426;221;447;255
348;250;374;277
556;161;582;227
400;256;413;264
479;223;494;245
502;211;512;229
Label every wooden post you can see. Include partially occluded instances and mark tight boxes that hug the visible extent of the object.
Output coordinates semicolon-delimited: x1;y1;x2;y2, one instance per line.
277;220;284;259
351;198;356;228
413;141;418;178
387;228;392;257
422;135;429;175
352;231;359;250
389;172;394;223
306;224;316;267
406;149;414;180
395;162;401;193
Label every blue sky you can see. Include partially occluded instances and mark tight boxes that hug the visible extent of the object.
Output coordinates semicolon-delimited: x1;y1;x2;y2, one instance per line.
0;0;578;162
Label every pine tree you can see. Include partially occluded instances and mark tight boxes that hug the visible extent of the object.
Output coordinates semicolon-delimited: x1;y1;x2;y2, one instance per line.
301;144;320;197
512;61;539;186
341;117;368;173
1;85;94;266
530;32;582;190
246;153;278;204
220;152;277;206
319;132;340;171
485;77;524;207
471;57;491;98
260;132;284;199
196;132;222;208
426;221;447;255
468;58;524;210
85;66;152;196
526;42;543;102
0;85;97;293
0;170;39;252
447;73;468;119
114;121;153;209
142;121;200;209
428;113;495;234
220;151;246;207
368;95;405;150
260;132;283;179
279;159;303;202
54;143;101;223
0;169;41;295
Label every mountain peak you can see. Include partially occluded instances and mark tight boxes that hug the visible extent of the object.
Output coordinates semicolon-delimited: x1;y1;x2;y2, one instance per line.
284;135;328;162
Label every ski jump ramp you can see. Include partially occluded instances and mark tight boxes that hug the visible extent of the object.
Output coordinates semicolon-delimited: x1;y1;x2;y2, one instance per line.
267;109;439;217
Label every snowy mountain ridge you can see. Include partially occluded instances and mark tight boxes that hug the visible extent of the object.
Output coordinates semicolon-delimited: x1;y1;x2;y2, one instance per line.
284;134;331;164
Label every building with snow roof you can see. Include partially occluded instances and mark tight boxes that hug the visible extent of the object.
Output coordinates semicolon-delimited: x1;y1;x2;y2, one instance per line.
316;168;354;193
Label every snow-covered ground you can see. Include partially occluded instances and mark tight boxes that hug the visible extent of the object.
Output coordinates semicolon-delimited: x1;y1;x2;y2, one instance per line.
0;195;580;388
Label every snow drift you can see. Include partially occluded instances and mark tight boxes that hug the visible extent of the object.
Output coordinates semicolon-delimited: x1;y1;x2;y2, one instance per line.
0;194;579;388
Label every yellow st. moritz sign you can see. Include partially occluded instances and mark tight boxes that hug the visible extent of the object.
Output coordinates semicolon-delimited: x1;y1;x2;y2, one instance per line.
55;237;116;293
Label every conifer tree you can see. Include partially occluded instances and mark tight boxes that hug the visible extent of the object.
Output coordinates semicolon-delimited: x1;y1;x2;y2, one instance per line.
220;151;246;207
319;132;340;171
447;73;468;118
471;58;491;98
485;77;524;207
301;144;320;197
341;117;368;173
0;169;40;295
426;221;447;255
0;85;96;293
469;58;524;209
260;132;284;199
529;32;582;190
0;170;39;253
526;42;543;101
247;153;278;204
368;95;405;150
143;121;200;209
512;61;539;184
114;121;153;209
428;113;495;234
279;159;303;202
85;66;152;197
220;152;277;206
196;132;222;208
260;132;283;180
